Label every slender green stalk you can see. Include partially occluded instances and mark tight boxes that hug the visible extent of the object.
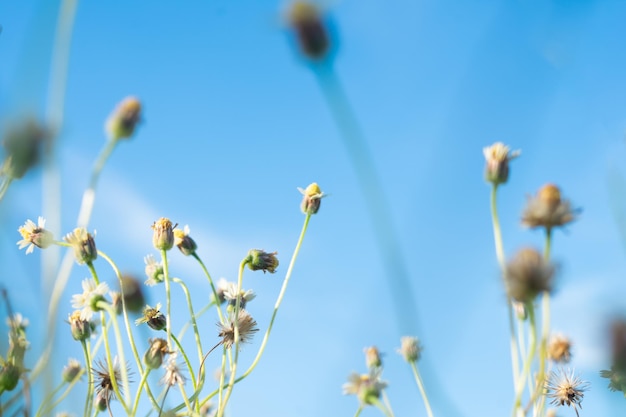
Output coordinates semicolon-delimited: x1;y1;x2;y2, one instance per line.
371;397;394;417
381;391;396;417
132;369;151;416
535;228;553;415
0;176;12;202
217;346;227;412
86;261;99;284
171;333;197;389
513;304;537;416
161;249;173;350
35;379;66;416
192;253;225;324
410;361;434;417
98;310;128;413
353;406;364;417
82;340;94;417
36;369;85;417
98;302;131;403
178;382;194;412
172;277;204;363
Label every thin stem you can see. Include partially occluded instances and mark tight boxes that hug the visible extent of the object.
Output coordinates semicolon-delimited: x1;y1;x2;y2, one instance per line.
192;253;225;324
0;176;13;202
217;345;227;413
381;391;396;417
353;406;364;417
35;379;66;417
37;369;85;416
99;310;127;413
161;249;173;350
172;277;204;363
132;369;151;416
82;340;94;417
410;361;434;417
371;397;394;417
513;304;537;416
171;333;197;389
98;302;131;404
535;228;553;415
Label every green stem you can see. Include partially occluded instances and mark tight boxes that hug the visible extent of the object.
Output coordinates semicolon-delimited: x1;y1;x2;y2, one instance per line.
161;249;173;350
132;369;151;416
82;340;94;417
217;345;227;413
99;310;127;413
353;406;364;417
86;261;99;284
0;175;12;201
37;369;85;416
172;277;204;363
35;379;66;416
171;333;197;389
381;391;396;417
535;228;553;415
98;302;131;404
513;304;537;416
371;397;394;417
410;361;434;417
192;253;225;324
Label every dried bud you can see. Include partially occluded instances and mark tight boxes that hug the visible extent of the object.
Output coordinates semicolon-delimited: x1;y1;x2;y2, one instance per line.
136;304;167;331
105;96;142;141
69;310;92;341
62;358;83;383
64;227;97;265
398;336;422;363
152;218;175;251
364;346;382;369
119;275;145;313
174;225;197;256
521;184;578;230
286;1;330;60
298;182;325;214
504;248;556;304
482;142;520;186
144;338;170;370
1;118;50;179
548;334;572;363
245;249;279;274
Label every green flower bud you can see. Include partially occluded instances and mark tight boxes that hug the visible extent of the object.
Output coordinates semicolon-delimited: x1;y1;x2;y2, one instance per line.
152;218;175;251
69;311;92;341
245;249;279;274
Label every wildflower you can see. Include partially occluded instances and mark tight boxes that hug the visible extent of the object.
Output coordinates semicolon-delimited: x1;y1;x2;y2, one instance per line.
364;346;382;369
174;225;197;256
245;249;279;273
105;96;142;141
210;278;230;305
68;310;92;341
135;303;167;331
482;142;520;185
544;368;589;416
218;309;259;349
548;334;572;363
600;366;626;393
17;217;54;254
62;358;83;383
298;182;326;214
93;357;124;402
6;313;29;333
521;184;578;230
119;274;145;313
1;117;49;179
64;227;97;265
504;247;556;304
152;217;175;251
144;254;165;286
0;363;21;391
398;336;422;363
144;338;170;370
161;352;186;386
286;1;330;60
223;282;256;310
71;279;109;321
342;369;388;405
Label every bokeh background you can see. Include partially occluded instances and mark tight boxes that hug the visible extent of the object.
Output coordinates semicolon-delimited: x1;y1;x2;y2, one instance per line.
1;0;626;416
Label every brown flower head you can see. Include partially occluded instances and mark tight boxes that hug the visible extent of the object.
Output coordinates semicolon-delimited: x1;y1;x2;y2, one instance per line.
174;225;197;256
135;303;166;331
483;142;520;185
245;249;279;274
522;184;578;230
286;1;331;61
218;309;259;349
64;227;97;265
298;182;326;215
504;247;556;304
545;368;589;416
548;334;572;363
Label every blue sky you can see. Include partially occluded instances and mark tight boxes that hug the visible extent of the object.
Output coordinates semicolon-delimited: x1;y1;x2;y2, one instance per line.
1;0;626;416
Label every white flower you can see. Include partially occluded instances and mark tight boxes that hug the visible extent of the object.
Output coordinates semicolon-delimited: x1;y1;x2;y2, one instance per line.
17;216;54;254
223;282;256;309
161;352;186;386
144;254;164;286
6;313;29;331
71;279;109;321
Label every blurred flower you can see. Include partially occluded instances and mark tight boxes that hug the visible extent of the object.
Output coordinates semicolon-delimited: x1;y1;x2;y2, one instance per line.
223;282;256;310
1;117;50;179
548;334;572;363
600;366;626;394
93;357;124;402
161;352;186;386
521;184;578;230
210;278;230;305
17;217;54;254
174;225;197;256
105;96;142;141
342;369;388;405
218;310;259;349
68;310;92;341
71;279;109;321
286;1;330;60
504;248;556;304
398;336;422;363
152;218;175;251
136;303;166;331
144;338;170;370
245;249;279;273
298;182;325;214
483;142;520;185
6;313;29;332
364;346;382;369
144;254;164;286
119;274;145;313
545;368;588;415
62;358;83;383
64;227;97;265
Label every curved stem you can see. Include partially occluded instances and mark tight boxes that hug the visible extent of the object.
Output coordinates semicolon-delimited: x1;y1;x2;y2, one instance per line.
171;333;197;389
371;397;394;417
172;277;204;363
192;253;225;324
410;361;434;417
161;249;173;350
35;380;66;417
132;369;151;416
353;406;364;417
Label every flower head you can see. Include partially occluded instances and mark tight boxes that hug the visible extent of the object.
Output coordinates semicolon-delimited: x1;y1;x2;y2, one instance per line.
144;338;171;370
548;334;572;363
68;310;92;341
545;368;589;416
152;218;175;251
600;366;626;394
119;274;145;313
245;249;279;274
398;336;422;363
364;346;382;369
144;254;165;286
161;352;186;386
483;142;520;185
93;357;125;403
1;117;50;179
342;369;388;405
522;184;578;230
62;358;83;383
286;1;331;61
17;217;54;254
135;303;167;331
210;278;231;305
223;282;256;311
298;182;326;215
218;309;259;349
504;247;556;304
64;227;97;265
174;225;197;256
106;96;142;141
71;279;109;321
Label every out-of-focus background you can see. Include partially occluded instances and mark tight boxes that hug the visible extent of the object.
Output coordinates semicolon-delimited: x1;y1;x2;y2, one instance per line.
1;0;626;415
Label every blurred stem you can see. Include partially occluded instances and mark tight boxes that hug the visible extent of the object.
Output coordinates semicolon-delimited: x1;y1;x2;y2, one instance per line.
98;302;131;406
217;345;227;412
99;310;127;413
410;361;434;417
35;378;66;416
171;333;197;389
371;397;394;417
172;277;204;363
161;249;173;350
37;369;85;416
193;253;225;324
132;369;150;416
0;176;12;201
353;406;363;417
313;65;418;336
86;261;99;284
536;228;553;414
513;304;537;417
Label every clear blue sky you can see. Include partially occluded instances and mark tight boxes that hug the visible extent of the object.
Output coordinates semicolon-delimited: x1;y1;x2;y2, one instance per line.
1;0;626;416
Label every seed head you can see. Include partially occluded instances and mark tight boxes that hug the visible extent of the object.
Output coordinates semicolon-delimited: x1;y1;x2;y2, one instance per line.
93;357;126;403
62;358;83;383
522;184;578;230
106;96;142;141
504;247;556;304
483;142;520;185
398;336;422;363
64;227;97;265
135;303;167;331
548;334;572;363
144;338;170;370
17;217;54;254
218;309;259;349
152;218;175;251
161;352;186;387
245;249;279;274
545;368;589;416
298;182;325;215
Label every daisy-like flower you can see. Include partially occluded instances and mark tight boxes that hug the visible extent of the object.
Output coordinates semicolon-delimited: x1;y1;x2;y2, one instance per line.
210;278;231;305
548;334;572;363
483;142;520;185
218;309;259;349
522;184;578;230
397;336;423;363
144;254;164;286
93;357;125;403
298;182;326;215
71;279;109;321
64;227;97;265
504;247;556;304
245;249;279;274
135;303;166;331
151;217;175;251
545;368;589;417
17;217;54;254
342;369;388;405
161;352;186;387
223;282;256;310
174;225;197;256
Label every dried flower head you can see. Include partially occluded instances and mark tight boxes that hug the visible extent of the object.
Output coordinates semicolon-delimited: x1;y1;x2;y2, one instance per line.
161;352;186;386
1;117;50;179
135;303;167;331
398;336;422;363
286;1;330;60
144;254;164;286
522;184;578;230
364;346;382;369
298;182;326;214
245;249;279;274
119;275;145;313
504;247;556;304
64;227;97;265
106;96;142;141
223;282;256;311
62;358;83;383
93;357;126;403
17;217;54;254
545;368;589;416
152;218;175;251
174;225;197;256
483;142;520;185
71;279;109;321
68;310;92;341
144;338;170;370
342;369;388;405
218;310;259;349
548;334;572;363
